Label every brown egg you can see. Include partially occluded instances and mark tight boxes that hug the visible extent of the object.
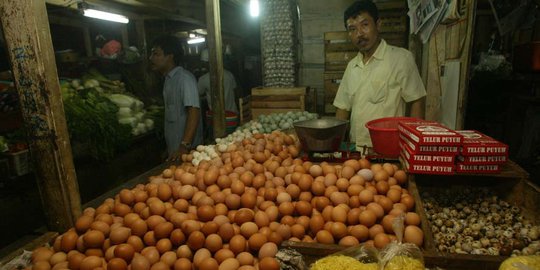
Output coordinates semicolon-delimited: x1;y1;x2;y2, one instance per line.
49;252;67;266
67;252;85;270
400;195;415;211
358;190;374;206
386;189;402;203
107;258;127;270
393;170;407;185
160;251;177;267
229;235;247;254
219;258;240;270
236;252;254;266
193;248;212;268
214;249;235;264
75;216;93;234
339;236;360;247
60;232;78;253
381;215;396;233
113;244;134;262
404;225;424;246
308;165;323;177
368;224;384;239
109;227;130;245
141;247;160;265
330;222;347;239
366;203;384;219
258;242;278;259
374;233;391;249
405;212;421;226
258;257;280;270
33;261;52;270
173;258;192;270
234;208;254;225
176;245;192;260
150;261;169;270
248;233;267;252
205;234;223;253
341;166;355;179
350;225;369;242
315;230;334;244
79;256;101;270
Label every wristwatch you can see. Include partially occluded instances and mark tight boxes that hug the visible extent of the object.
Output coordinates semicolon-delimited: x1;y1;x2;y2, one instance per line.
180;141;192;149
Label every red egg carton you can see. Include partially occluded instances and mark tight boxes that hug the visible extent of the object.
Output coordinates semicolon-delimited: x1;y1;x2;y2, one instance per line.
400;141;455;165
400;155;455;175
456;163;501;173
399;134;459;155
456;130;509;156
457;155;507;165
398;120;463;146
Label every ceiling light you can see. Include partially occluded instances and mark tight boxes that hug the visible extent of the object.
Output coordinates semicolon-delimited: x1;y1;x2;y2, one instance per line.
187;37;205;44
83;8;129;24
250;0;259;17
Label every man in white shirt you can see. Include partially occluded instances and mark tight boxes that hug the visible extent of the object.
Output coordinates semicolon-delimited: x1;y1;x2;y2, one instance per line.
334;0;426;149
197;49;239;114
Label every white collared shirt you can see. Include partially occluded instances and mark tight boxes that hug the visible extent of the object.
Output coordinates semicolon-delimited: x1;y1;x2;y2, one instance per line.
333;39;426;148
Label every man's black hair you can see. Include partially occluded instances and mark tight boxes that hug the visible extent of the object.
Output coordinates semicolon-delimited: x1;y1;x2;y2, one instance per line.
344;0;379;29
152;35;184;66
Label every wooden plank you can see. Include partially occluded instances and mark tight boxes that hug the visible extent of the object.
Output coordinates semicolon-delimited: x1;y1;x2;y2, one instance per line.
252;86;307;96
251;100;301;108
206;0;226;138
252;108;303;119
324;31;349;41
456;0;477;130
1;0;81;231
325;51;357;63
252;95;304;102
325;63;349;71
324;43;357;52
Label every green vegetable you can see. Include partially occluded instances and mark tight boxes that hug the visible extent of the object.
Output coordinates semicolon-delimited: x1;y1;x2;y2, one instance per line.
63;88;132;160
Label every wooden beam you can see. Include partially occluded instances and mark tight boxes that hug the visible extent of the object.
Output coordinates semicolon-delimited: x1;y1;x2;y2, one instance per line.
456;0;477;129
0;0;81;232
205;0;226;139
121;24;129;48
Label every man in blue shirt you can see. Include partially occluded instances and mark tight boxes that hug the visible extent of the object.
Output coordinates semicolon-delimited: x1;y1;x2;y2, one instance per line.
149;35;203;161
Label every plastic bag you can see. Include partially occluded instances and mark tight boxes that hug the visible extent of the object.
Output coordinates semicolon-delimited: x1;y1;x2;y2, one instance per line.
499;256;540;270
310;244;379;270
379;214;424;270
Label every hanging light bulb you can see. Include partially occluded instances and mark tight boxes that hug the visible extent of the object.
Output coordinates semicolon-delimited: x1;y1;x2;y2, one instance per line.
250;0;259;17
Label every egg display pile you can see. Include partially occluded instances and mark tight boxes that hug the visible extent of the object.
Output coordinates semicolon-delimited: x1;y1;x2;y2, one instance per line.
29;130;423;270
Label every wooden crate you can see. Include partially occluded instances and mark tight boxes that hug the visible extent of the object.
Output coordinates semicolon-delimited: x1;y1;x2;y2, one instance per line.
246;87;308;120
281;161;537;270
324;71;343;102
238;95;252;124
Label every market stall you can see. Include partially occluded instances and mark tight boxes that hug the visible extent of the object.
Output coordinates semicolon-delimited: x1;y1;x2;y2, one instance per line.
1;0;540;269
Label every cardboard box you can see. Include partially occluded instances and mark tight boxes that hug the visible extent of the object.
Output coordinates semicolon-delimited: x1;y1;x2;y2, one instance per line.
457;155;507;165
399;134;459;155
398;120;463;146
456;163;501;173
456;130;509;156
400;156;455;175
400;140;455;165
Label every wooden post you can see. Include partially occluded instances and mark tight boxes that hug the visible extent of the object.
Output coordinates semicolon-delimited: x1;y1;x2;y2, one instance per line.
121;25;129;48
205;0;226;139
0;0;81;231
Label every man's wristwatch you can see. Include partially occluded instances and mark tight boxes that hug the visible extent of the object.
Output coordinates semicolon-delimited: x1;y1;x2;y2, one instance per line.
180;141;192;149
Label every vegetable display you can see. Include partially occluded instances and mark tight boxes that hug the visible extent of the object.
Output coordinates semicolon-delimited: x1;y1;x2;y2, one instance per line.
62;88;132;161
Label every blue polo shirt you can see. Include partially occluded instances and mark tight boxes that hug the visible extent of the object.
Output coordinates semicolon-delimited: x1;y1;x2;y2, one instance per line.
163;66;203;155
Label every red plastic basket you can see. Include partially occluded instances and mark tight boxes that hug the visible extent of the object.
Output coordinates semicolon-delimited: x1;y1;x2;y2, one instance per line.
365;117;419;158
